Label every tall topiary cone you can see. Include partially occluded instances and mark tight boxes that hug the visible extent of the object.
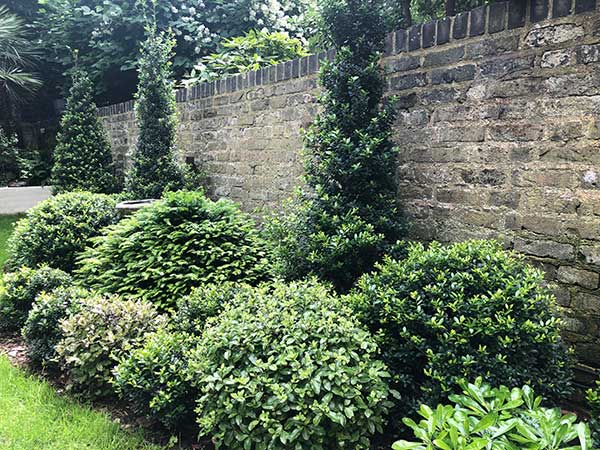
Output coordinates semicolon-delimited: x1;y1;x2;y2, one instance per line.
51;68;118;194
267;0;403;292
126;29;183;199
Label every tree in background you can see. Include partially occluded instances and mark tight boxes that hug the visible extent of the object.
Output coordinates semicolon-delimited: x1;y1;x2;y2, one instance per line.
0;5;41;123
126;30;183;199
266;0;404;292
183;30;308;85
35;0;313;104
51;68;117;194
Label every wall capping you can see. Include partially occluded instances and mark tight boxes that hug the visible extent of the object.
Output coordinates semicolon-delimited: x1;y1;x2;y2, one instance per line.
97;0;598;117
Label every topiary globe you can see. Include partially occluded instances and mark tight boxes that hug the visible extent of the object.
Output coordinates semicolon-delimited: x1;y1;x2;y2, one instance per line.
0;266;72;332
6;192;120;273
190;279;393;450
349;239;574;422
76;190;270;310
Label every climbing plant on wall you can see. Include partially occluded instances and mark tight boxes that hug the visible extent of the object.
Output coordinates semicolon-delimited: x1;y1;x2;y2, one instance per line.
267;0;403;292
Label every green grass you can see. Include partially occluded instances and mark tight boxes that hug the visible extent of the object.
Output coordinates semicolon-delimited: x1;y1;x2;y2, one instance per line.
0;356;164;450
0;214;20;269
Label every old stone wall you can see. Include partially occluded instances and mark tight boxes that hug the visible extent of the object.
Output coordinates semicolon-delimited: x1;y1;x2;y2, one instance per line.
100;0;600;370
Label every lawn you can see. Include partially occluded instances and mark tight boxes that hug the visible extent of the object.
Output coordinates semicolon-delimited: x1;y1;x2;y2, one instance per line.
0;214;19;269
0;356;163;450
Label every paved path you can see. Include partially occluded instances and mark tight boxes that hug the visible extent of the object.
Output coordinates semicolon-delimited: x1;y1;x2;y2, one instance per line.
0;187;52;215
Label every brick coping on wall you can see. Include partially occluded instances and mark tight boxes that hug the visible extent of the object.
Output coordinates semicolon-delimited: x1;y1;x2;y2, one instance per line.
97;0;599;118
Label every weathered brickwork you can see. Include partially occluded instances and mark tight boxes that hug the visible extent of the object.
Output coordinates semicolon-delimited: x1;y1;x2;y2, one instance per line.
100;1;600;369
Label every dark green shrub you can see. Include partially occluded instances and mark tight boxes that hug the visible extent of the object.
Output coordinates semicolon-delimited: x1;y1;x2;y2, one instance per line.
76;191;270;310
56;295;166;398
113;329;199;431
183;30;308;84
190;279;393;449
0;127;19;185
588;380;600;447
6;192;120;272
0;266;72;332
349;240;573;421
266;0;403;292
51;68;118;194
126;30;184;199
172;281;254;335
393;378;592;450
22;287;86;371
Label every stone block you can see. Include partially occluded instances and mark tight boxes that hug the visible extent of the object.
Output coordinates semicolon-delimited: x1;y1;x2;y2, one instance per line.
580;245;600;265
541;48;576;67
386;55;421;72
431;64;476;85
408;25;422;51
437;18;451;44
514;238;575;260
395;30;407;52
557;266;599;289
530;0;549;22
470;6;486;36
453;12;468;39
423;46;465;68
575;0;597;13
423;21;436;48
524;24;585;48
508;0;526;29
553;0;572;17
390;73;428;91
578;43;600;64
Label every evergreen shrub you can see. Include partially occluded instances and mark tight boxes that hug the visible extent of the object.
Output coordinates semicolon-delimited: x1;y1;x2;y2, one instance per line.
190;279;393;449
266;0;403;292
76;191;270;310
51;68;118;194
0;127;19;185
0;266;72;332
22;287;86;371
588;380;600;447
349;240;574;421
6;192;120;272
126;30;184;199
56;295;166;398
112;283;251;430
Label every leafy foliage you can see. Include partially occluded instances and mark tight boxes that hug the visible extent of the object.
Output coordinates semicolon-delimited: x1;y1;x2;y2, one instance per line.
172;281;254;335
51;68;118;194
6;192;120;273
266;0;403;292
15;146;53;186
113;282;250;431
190;279;393;449
183;30;308;84
126;30;184;199
0;126;18;185
349;240;574;422
113;329;199;431
76;191;270;310
0;265;72;332
587;380;600;448
56;295;166;398
22;287;86;372
393;378;593;450
34;0;311;103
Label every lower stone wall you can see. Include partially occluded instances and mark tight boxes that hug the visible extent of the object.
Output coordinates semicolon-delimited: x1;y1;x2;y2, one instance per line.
101;3;600;369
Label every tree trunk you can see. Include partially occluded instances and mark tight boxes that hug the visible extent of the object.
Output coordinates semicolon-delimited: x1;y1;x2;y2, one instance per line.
402;0;412;27
445;0;456;16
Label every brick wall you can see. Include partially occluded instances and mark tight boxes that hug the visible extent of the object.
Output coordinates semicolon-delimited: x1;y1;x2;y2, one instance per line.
100;0;600;370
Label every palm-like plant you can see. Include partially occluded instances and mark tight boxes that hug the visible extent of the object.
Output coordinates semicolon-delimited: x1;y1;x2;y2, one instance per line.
0;5;41;107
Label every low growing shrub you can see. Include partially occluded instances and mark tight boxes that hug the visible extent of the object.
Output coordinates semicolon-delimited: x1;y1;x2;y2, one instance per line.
393;378;593;450
113;282;252;430
22;287;86;371
76;191;270;310
0;266;72;332
349;240;573;421
113;329;199;431
588;380;600;448
56;295;166;398
190;279;393;449
6;192;120;272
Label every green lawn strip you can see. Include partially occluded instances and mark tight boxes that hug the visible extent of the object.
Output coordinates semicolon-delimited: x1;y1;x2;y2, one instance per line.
0;356;164;450
0;214;20;269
